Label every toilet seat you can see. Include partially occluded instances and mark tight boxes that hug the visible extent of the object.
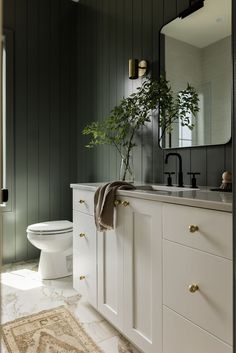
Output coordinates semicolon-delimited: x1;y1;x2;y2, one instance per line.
27;220;73;235
26;220;73;279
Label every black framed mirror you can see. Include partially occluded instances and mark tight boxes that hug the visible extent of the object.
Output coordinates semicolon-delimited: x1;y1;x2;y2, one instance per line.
159;0;232;149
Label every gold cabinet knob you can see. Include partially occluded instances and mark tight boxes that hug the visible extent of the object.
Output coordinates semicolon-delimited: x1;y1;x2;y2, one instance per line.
80;275;86;280
114;199;121;206
79;199;85;204
79;233;86;238
122;200;130;207
188;284;199;293
189;225;199;233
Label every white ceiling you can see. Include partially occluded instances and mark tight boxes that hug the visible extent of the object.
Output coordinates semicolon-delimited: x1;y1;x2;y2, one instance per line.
162;0;231;48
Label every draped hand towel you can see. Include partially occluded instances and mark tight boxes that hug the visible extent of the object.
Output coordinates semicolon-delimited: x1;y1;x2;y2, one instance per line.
94;181;136;231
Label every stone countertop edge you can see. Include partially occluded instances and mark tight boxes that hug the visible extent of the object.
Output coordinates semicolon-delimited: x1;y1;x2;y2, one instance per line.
70;183;232;213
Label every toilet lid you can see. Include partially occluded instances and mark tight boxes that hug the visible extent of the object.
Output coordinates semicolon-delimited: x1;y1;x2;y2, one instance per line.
27;220;73;233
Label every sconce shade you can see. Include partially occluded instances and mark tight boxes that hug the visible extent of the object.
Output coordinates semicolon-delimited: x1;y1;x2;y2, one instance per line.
128;59;148;79
129;59;139;79
138;60;148;77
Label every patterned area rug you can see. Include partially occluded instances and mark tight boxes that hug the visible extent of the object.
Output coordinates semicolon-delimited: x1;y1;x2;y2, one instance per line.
1;306;104;353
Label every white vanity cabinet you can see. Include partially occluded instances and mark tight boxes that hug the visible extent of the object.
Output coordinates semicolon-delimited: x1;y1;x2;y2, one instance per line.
97;207;124;331
163;204;233;353
122;197;162;353
98;196;162;353
71;184;232;353
72;189;97;308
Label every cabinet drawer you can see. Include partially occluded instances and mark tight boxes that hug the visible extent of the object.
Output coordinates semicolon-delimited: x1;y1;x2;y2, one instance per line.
73;210;95;241
73;212;97;307
163;306;232;353
163;240;232;344
73;189;94;215
163;203;232;259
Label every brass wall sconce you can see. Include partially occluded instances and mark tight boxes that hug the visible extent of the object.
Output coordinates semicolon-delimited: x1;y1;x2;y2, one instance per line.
128;59;148;79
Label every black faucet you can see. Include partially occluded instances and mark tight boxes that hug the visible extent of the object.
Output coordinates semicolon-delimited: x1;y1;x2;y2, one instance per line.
165;153;184;187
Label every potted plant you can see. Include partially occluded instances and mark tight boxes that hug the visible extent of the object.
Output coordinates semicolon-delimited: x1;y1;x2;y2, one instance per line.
82;77;199;182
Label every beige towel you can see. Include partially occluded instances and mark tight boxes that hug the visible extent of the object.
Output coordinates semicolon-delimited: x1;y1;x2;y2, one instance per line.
94;181;136;231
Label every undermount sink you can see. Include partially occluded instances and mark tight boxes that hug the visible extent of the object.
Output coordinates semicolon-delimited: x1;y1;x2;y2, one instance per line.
152;185;197;192
137;185;197;192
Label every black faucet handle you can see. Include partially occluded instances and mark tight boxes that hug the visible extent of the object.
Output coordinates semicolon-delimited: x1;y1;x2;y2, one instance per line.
164;172;175;186
187;172;200;188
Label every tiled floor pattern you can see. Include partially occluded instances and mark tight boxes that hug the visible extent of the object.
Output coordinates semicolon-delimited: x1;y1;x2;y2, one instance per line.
1;260;140;353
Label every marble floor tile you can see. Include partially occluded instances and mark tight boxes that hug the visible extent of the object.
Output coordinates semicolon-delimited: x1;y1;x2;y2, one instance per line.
1;260;141;353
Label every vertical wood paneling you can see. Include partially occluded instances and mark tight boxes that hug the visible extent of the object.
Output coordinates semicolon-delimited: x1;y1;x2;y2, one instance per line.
101;0;110;181
3;0;233;264
15;0;28;261
76;1;87;182
3;0;77;264
3;213;15;263
3;34;15;265
108;0;118;181
116;0;124;176
123;0;133;98
38;0;50;222
27;0;40;258
95;0;103;181
190;147;207;187
3;0;15;28
60;0;71;219
178;149;191;185
68;4;77;195
225;143;232;172
164;0;177;24
4;31;14;213
206;146;225;186
49;0;61;220
77;0;96;182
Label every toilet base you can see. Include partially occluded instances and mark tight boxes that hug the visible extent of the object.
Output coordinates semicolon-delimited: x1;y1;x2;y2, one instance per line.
38;247;73;280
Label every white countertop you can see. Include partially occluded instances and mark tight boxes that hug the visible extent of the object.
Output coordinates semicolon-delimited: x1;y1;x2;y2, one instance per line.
70;182;232;212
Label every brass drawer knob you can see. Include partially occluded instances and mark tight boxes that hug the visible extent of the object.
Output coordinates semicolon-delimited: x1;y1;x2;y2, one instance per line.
188;284;199;293
79;233;86;238
79;199;85;204
189;225;199;233
114;199;121;206
122;200;130;207
80;275;86;280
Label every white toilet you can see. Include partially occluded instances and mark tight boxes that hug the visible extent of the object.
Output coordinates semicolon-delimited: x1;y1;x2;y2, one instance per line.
27;220;73;280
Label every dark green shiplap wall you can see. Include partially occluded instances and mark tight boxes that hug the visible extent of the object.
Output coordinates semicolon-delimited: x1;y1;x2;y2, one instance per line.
2;0;232;263
76;0;232;187
3;0;77;263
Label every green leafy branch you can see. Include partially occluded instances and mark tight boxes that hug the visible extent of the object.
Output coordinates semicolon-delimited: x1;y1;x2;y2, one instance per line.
82;77;199;180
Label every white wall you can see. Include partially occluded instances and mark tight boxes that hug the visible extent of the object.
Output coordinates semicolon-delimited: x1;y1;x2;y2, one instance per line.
165;35;231;147
202;36;231;144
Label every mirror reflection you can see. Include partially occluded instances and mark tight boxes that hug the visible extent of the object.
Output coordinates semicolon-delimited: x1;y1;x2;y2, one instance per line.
160;0;231;149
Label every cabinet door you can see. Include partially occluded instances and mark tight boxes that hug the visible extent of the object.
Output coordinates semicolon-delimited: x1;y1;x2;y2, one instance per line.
73;211;97;308
123;198;162;353
97;207;124;331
